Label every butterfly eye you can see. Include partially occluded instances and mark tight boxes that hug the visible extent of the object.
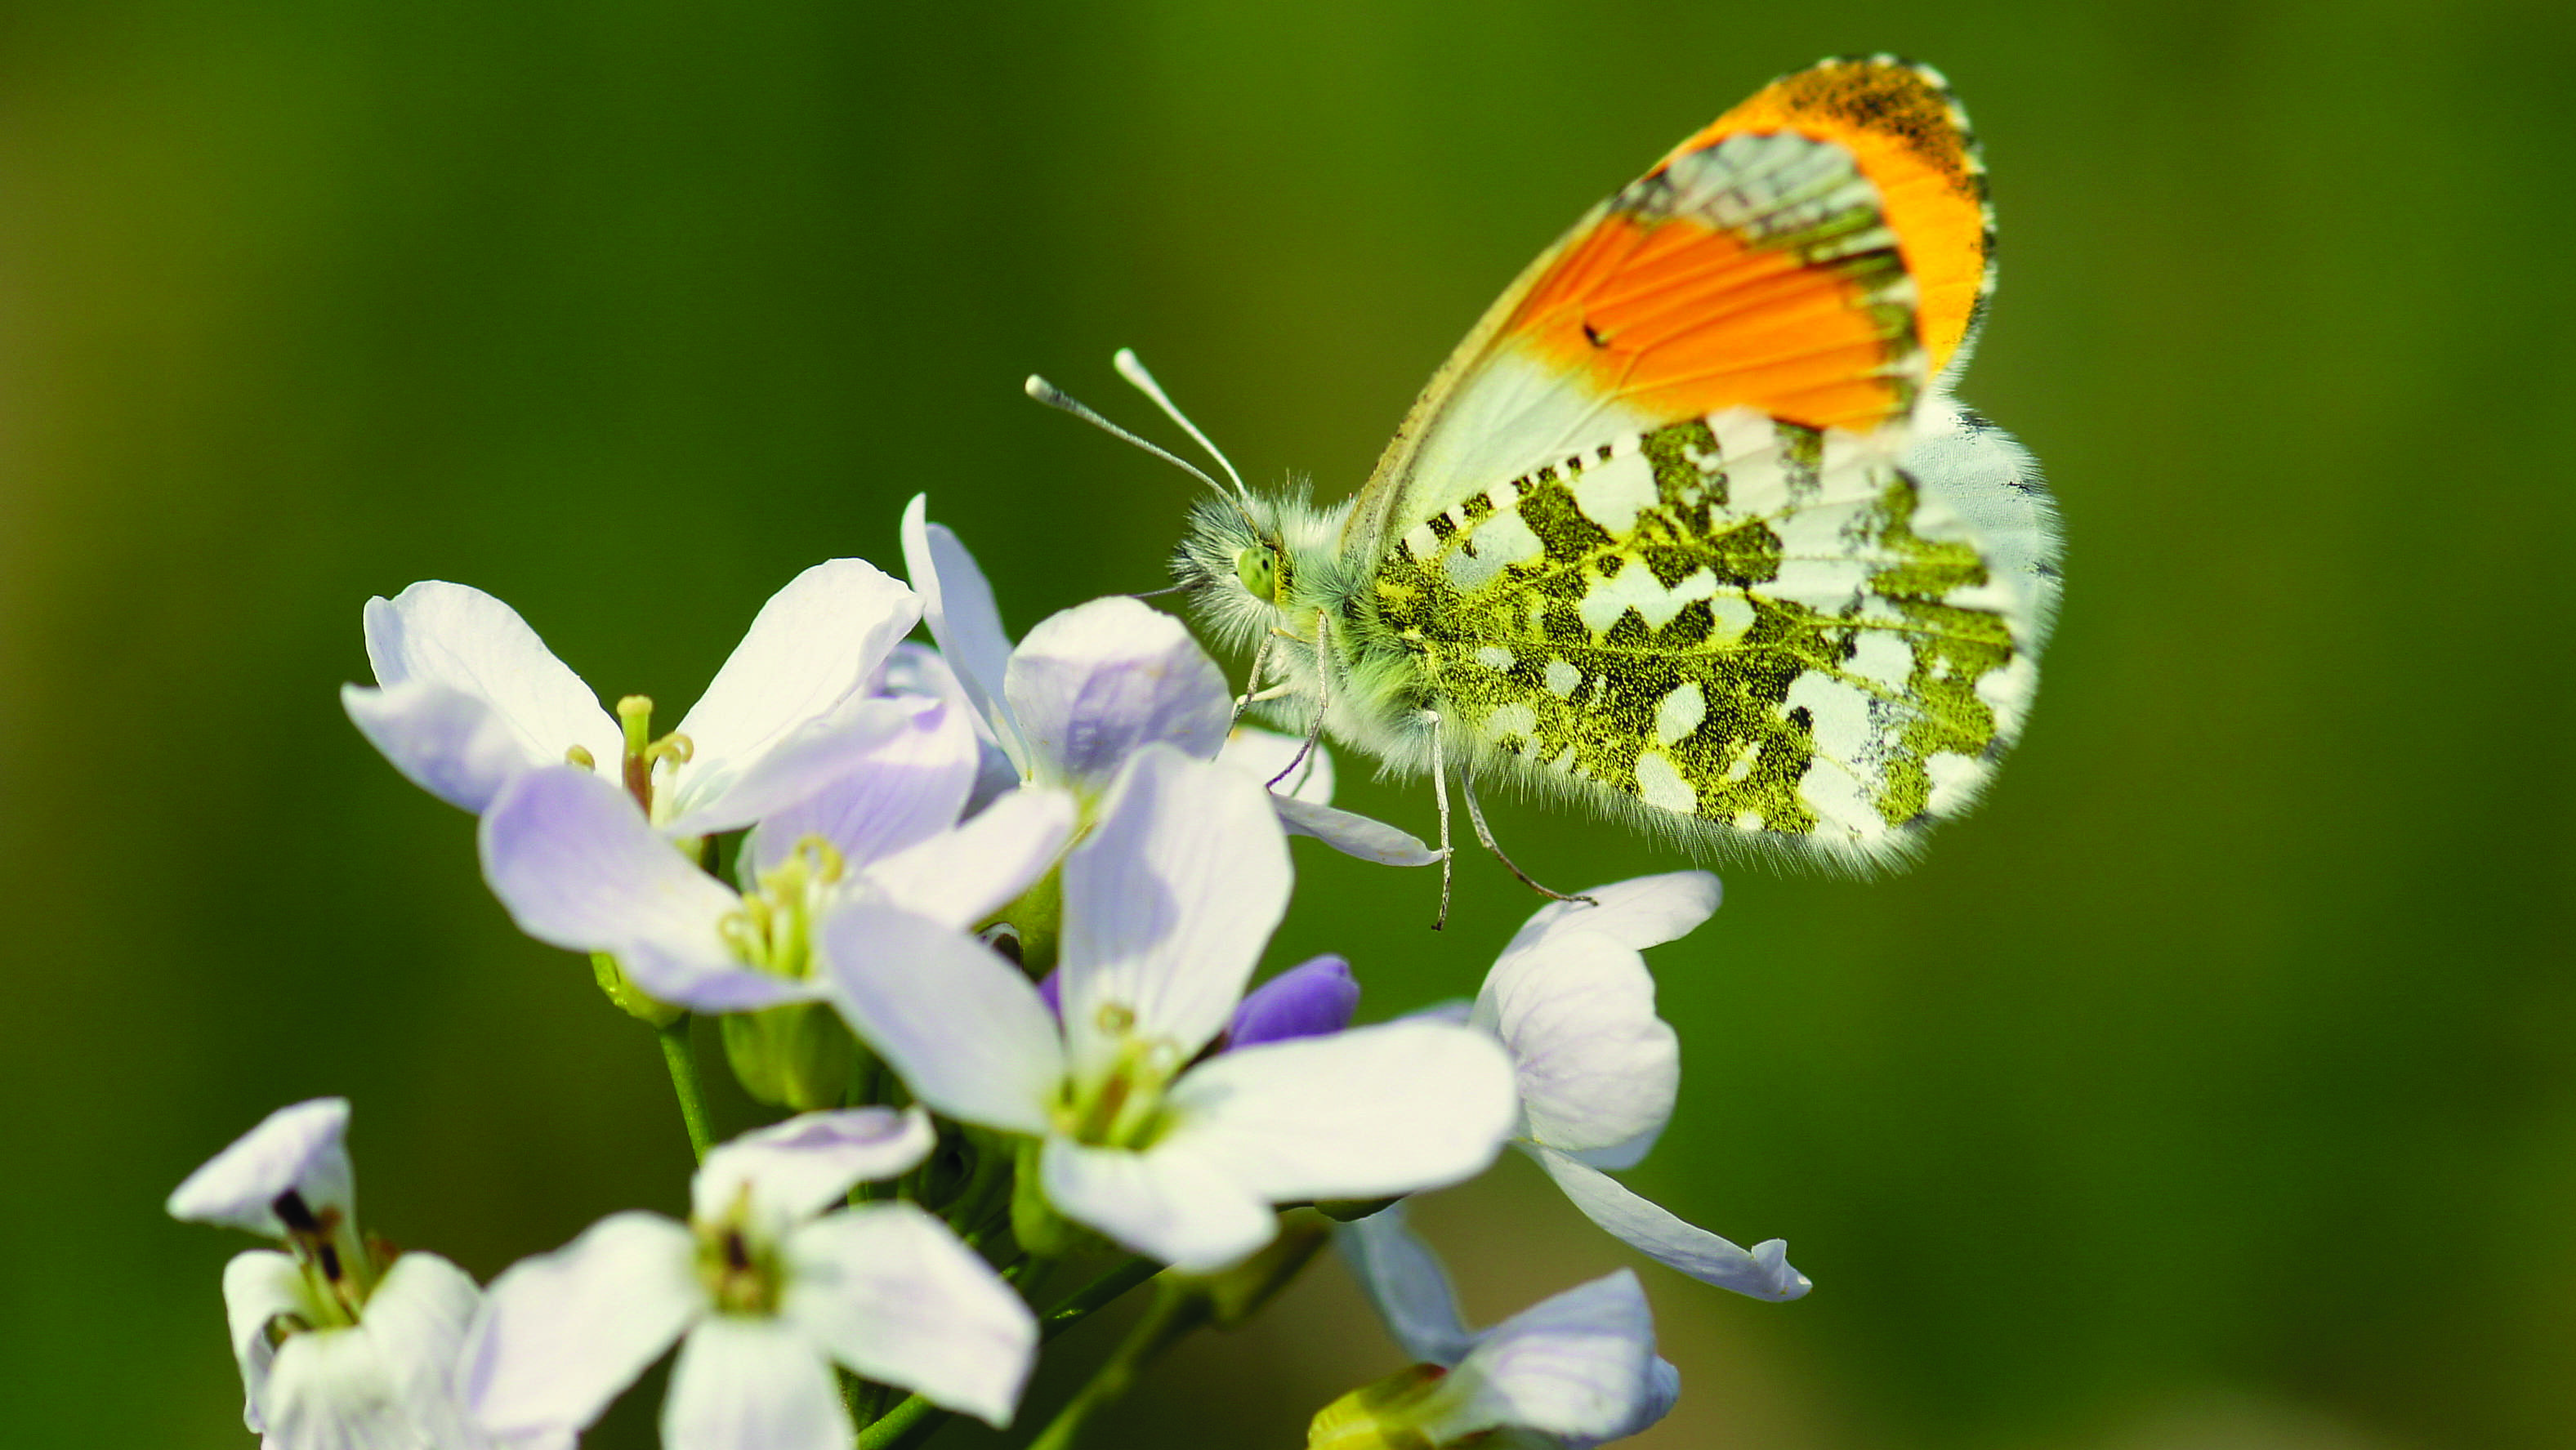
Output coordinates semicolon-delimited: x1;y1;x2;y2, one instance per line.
1233;545;1282;601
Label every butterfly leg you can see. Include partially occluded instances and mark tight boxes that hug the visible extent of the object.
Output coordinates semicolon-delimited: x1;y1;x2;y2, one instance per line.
1228;634;1275;730
1425;709;1454;931
1460;770;1598;907
1264;612;1332;791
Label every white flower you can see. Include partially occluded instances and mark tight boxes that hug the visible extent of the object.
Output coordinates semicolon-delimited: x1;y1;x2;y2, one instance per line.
477;694;1074;1014
462;1108;1036;1450
1475;873;1810;1301
170;1099;542;1450
1318;1204;1676;1449
343;560;921;837
901;495;1436;865
824;743;1519;1272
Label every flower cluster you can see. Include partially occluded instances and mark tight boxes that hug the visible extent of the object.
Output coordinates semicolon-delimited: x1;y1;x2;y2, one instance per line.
169;499;1805;1450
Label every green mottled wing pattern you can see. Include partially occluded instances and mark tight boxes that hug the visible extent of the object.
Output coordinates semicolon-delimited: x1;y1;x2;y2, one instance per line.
1368;406;2046;864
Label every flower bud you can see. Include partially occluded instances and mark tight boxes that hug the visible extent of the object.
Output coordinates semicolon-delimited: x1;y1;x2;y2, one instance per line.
592;952;685;1028
721;1002;857;1111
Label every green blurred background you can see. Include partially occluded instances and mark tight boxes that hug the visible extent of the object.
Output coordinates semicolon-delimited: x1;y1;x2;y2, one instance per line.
3;1;2570;1446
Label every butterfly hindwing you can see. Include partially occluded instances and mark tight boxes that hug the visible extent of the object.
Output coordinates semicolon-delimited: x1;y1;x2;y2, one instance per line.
1368;405;2042;864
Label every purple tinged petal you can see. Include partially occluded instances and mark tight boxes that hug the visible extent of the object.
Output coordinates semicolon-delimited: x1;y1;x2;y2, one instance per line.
477;767;743;968
361;582;622;771
1501;871;1721;959
819;904;1063;1135
463;1211;704;1439
1002;598;1230;792
1224;955;1358;1051
615;944;823;1015
743;696;978;876
168;1097;354;1236
1333;1206;1476;1366
1271;795;1444;868
666;560;921;820
1524;1145;1810;1301
781;1203;1038;1427
859;786;1076;931
902;497;1025;769
1058;746;1290;1072
691;1107;937;1225
342;680;550;814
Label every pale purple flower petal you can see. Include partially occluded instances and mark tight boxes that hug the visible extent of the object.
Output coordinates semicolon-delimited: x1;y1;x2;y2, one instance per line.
1332;1206;1476;1366
1501;871;1721;959
340;680;547;814
1525;1146;1810;1301
222;1250;310;1432
1058;745;1288;1073
255;1252;491;1450
663;559;921;830
743;696;977;876
1002;598;1230;794
820;904;1063;1136
902;496;1025;769
1223;955;1358;1051
463;1211;705;1439
168;1097;354;1236
615;943;824;1015
659;694;919;841
1215;727;1335;805
1435;1269;1672;1448
1160;1020;1518;1206
477;766;741;971
691;1108;936;1225
359;582;621;776
1038;1137;1275;1272
782;1202;1038;1427
660;1315;847;1450
859;785;1077;930
1475;928;1679;1163
1271;795;1444;867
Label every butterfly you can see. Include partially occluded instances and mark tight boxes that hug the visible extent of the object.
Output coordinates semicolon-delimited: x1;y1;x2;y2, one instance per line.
1041;56;2060;891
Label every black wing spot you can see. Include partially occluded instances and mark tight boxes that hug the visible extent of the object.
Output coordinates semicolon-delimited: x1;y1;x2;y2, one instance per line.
1582;321;1608;348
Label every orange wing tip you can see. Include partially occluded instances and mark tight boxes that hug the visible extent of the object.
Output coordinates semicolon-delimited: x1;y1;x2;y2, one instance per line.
1680;56;1996;379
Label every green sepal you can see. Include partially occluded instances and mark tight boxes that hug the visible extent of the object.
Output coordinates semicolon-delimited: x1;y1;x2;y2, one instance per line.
592;952;684;1028
1008;1135;1093;1260
1306;1363;1449;1450
721;1001;857;1111
1315;1195;1402;1224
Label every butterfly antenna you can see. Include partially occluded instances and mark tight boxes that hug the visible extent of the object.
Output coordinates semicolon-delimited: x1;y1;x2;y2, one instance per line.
1113;348;1252;507
1024;374;1233;500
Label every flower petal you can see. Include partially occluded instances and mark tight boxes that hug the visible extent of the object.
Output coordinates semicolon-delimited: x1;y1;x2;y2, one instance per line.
661;1316;848;1450
1162;1019;1518;1204
1331;1205;1475;1366
261;1316;411;1450
615;944;824;1015
1525;1146;1810;1301
478;766;742;967
1500;871;1721;958
819;903;1062;1135
361;582;621;774
342;680;549;814
1216;728;1336;805
661;694;920;840
1431;1269;1670;1447
1002;597;1230;792
902;496;1025;768
222;1250;313;1432
354;1252;491;1450
782;1202;1038;1426
1270;795;1444;868
169;1097;354;1236
859;786;1077;930
1223;955;1359;1051
743;697;977;876
1059;746;1288;1069
462;1211;704;1438
1475;928;1678;1161
692;1107;937;1225
1038;1136;1275;1272
666;560;922;822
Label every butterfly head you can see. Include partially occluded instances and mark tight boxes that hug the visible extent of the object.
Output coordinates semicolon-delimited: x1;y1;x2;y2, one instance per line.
1171;485;1351;658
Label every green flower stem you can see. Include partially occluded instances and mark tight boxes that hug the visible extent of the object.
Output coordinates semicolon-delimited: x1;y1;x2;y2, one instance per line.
852;1256;1165;1449
1025;1283;1210;1450
1042;1256;1163;1341
658;1016;714;1163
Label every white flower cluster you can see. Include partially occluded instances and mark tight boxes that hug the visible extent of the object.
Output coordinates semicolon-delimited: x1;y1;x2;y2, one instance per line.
168;498;1805;1450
